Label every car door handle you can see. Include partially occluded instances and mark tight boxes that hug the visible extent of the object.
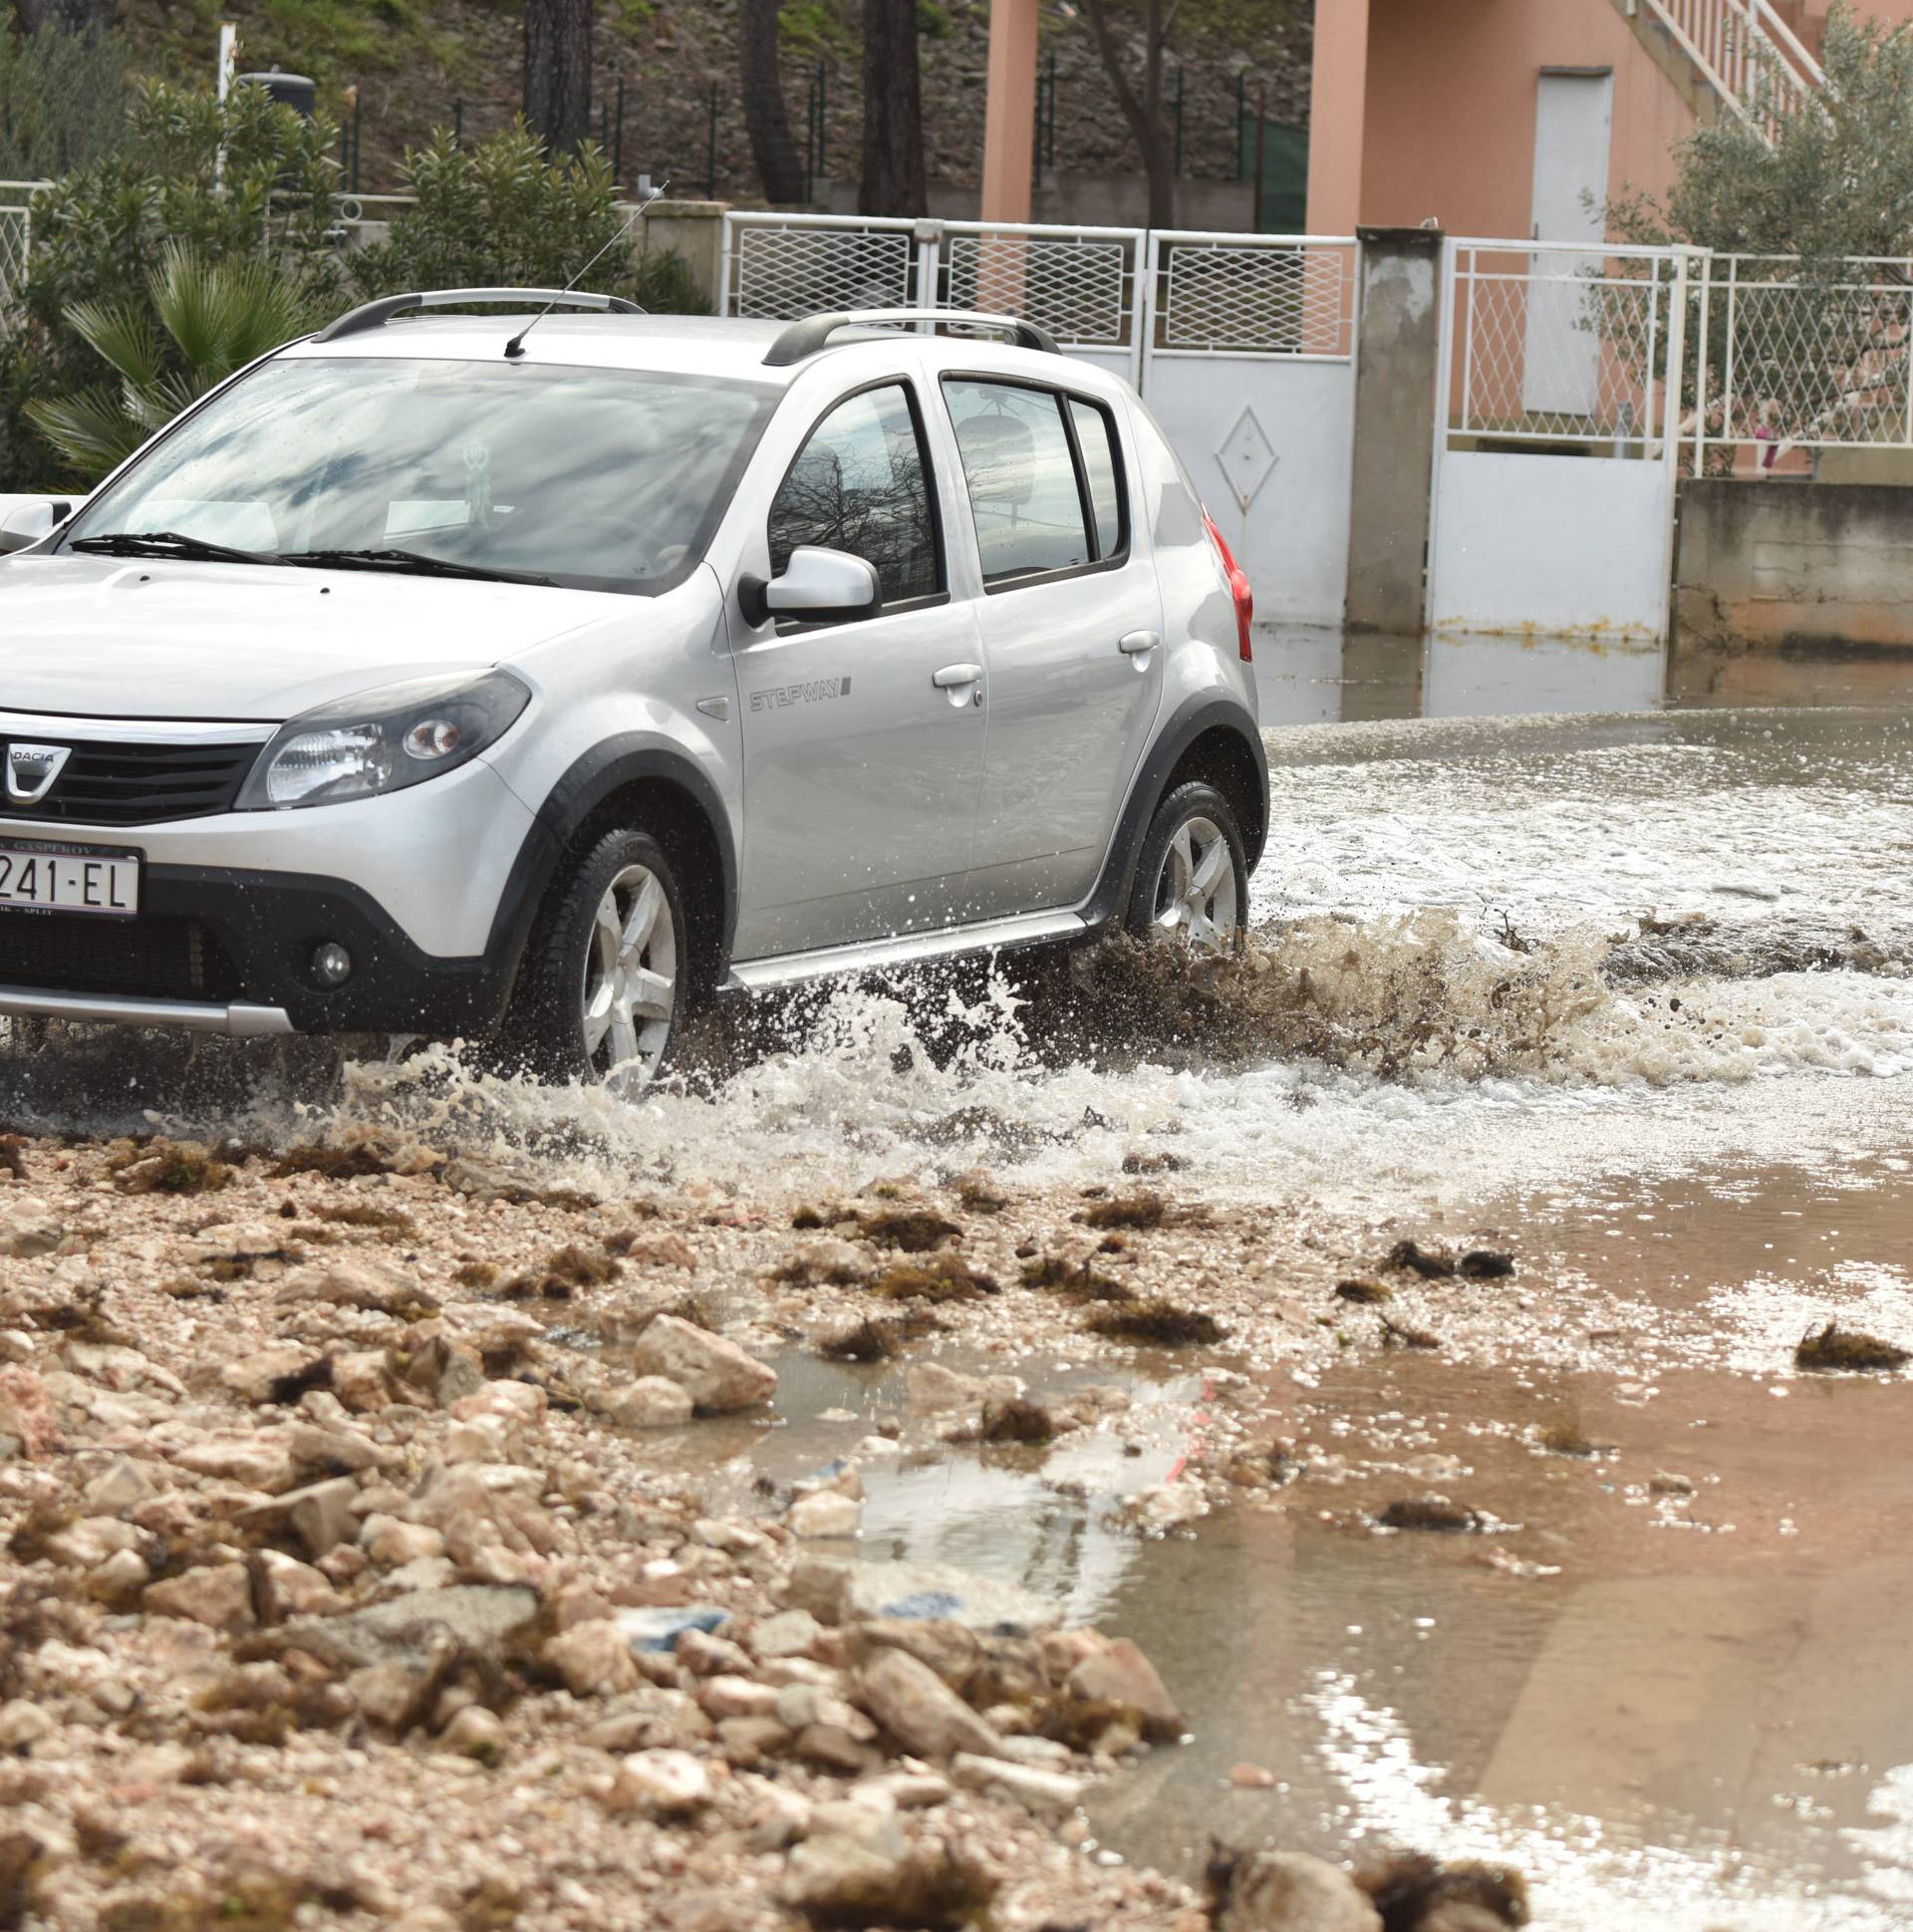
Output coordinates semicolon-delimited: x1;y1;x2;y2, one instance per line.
932;663;983;688
1119;630;1160;656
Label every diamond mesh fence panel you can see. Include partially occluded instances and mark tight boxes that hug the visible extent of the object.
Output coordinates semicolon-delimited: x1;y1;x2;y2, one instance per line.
0;206;29;316
941;228;1134;349
727;219;918;320
1156;238;1355;358
1710;259;1913;449
1451;248;1675;445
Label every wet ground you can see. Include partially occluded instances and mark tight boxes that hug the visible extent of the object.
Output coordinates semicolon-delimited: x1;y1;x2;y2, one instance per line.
10;631;1913;1928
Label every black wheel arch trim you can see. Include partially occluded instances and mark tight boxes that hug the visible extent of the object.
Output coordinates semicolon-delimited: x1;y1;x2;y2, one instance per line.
1083;692;1267;931
488;738;741;994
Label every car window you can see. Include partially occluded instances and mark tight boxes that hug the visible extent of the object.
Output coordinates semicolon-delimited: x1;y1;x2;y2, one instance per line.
65;357;776;596
1070;398;1125;561
943;379;1090;584
768;383;940;604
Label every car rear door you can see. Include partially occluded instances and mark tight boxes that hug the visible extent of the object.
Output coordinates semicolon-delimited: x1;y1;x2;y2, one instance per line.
727;376;986;960
941;375;1164;919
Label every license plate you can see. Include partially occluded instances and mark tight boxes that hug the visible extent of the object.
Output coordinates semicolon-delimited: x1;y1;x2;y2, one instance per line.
0;840;139;918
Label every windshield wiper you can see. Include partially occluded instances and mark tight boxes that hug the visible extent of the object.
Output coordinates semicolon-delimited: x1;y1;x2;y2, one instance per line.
70;529;286;567
280;547;556;588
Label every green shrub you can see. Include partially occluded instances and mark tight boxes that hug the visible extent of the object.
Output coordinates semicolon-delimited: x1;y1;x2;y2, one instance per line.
0;79;342;490
348;125;633;298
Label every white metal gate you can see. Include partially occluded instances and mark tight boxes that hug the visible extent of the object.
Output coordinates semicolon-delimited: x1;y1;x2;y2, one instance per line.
721;211;1357;627
1426;239;1692;641
1141;230;1357;626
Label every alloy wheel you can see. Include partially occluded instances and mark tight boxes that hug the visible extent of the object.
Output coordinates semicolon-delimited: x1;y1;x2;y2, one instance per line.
1149;814;1238;952
580;862;678;1089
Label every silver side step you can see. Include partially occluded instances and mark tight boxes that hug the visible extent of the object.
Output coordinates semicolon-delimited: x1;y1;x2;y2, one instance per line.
0;987;294;1037
727;910;1087;993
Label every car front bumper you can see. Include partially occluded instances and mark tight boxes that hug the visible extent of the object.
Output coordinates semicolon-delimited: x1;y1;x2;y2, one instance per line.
0;757;553;1039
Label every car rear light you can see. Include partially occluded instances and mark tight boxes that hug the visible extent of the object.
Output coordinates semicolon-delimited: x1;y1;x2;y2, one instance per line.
1203;509;1254;663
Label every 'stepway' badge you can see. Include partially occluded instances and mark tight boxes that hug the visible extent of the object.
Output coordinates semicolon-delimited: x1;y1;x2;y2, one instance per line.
750;677;852;712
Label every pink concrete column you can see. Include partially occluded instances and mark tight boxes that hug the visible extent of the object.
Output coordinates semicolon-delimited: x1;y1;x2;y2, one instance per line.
1306;0;1372;234
980;0;1040;224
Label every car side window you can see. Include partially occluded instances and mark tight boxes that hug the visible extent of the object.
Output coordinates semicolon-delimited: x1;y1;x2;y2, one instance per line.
1069;398;1126;562
944;379;1091;584
767;383;940;604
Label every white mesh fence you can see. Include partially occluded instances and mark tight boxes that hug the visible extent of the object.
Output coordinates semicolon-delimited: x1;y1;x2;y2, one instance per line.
1700;256;1913;453
724;214;922;320
1151;234;1355;358
0;187;42;316
939;224;1136;354
1449;243;1681;447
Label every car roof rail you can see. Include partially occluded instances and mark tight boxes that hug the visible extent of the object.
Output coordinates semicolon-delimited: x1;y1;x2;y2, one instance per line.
761;308;1060;368
313;287;645;344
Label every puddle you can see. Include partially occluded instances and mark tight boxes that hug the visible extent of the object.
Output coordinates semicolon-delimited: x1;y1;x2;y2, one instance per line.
583;1343;1209;1628
1070;1155;1913;1928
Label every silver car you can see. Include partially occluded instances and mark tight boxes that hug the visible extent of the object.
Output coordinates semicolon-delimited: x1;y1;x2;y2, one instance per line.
0;294;1266;1087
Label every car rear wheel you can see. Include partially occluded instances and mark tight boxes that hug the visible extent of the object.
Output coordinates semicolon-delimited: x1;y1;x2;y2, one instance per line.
1126;781;1246;954
513;827;686;1091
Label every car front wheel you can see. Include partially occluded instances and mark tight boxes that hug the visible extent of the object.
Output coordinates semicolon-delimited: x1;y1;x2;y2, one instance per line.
514;827;686;1090
1125;780;1247;954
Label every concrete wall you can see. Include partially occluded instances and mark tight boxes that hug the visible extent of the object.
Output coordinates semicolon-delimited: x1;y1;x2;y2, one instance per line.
1674;479;1913;656
1345;226;1442;635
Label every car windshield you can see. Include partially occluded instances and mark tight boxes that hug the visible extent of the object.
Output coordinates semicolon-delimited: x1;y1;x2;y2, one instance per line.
64;354;778;595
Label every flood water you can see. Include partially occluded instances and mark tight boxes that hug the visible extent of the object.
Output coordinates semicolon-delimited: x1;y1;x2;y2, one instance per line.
16;629;1913;1927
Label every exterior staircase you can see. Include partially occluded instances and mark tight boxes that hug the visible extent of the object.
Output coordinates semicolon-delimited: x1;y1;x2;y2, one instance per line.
1610;0;1825;138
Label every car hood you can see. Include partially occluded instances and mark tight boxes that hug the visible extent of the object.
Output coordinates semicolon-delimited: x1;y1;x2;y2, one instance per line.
0;555;625;721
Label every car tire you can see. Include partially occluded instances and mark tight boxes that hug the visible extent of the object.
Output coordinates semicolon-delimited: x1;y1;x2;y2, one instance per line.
1124;780;1247;953
511;826;688;1090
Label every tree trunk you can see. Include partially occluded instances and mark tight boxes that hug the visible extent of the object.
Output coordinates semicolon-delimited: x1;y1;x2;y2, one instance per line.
1078;0;1178;228
524;0;593;157
739;0;810;206
12;0;123;41
859;0;927;217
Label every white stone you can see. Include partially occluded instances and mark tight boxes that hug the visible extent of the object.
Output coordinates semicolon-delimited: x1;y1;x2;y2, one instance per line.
80;1455;156;1515
951;1752;1086;1815
698;1674;781;1721
0;1699;53;1750
749;1608;823;1660
612;1747;712;1816
856;1647;1002;1762
604;1376;694;1429
789;1491;863;1539
628;1314;776;1414
545;1617;640;1698
144;1561;254;1631
1065;1636;1180;1736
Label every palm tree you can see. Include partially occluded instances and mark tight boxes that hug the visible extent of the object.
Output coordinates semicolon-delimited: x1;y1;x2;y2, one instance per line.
28;243;322;482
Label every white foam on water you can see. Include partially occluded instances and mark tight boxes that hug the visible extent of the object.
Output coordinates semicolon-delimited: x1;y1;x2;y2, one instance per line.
1309;1671;1908;1932
326;916;1913;1219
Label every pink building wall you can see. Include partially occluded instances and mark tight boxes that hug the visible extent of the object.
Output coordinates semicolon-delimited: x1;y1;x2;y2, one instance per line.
1308;0;1913;242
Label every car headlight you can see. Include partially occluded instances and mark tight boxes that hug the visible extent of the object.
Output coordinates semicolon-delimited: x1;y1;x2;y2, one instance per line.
237;671;531;810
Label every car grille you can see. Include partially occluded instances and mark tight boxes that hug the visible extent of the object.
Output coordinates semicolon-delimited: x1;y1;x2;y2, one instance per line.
1;737;262;826
0;913;242;1002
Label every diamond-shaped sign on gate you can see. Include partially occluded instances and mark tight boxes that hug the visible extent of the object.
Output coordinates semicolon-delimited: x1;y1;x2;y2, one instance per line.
1215;406;1277;512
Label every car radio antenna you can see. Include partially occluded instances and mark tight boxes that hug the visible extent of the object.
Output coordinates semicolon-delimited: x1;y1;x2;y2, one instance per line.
504;177;668;361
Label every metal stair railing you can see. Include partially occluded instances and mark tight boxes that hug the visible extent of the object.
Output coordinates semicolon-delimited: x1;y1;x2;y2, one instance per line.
1634;0;1824;139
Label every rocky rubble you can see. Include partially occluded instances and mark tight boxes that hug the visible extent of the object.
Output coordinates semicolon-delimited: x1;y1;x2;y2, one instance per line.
0;1131;1230;1930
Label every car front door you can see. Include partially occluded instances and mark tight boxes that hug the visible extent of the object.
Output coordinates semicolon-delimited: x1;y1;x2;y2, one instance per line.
729;377;986;961
942;377;1164;918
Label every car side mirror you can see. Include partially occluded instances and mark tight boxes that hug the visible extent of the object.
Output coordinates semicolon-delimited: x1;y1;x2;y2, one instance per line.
741;545;881;627
0;496;77;557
